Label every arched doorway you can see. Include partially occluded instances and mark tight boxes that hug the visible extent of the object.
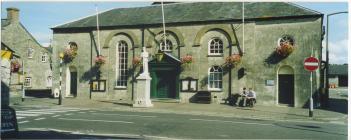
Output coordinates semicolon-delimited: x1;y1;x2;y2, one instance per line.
278;65;294;106
65;66;77;97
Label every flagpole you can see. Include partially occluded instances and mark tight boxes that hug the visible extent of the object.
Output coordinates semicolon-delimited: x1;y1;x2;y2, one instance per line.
242;2;245;54
161;1;167;47
95;4;101;56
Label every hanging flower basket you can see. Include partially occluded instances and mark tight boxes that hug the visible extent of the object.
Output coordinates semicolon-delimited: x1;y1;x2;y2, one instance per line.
181;54;193;64
224;54;241;68
276;41;294;57
132;56;142;67
11;60;21;73
63;48;77;63
95;55;106;66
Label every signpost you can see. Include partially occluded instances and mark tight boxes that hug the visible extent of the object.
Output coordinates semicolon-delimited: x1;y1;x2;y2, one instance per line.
304;56;319;117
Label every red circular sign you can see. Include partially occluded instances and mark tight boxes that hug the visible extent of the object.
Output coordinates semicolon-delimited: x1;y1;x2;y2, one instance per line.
304;57;319;71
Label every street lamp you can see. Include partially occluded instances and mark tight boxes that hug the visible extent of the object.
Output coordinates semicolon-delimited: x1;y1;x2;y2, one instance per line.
58;52;64;105
325;11;348;107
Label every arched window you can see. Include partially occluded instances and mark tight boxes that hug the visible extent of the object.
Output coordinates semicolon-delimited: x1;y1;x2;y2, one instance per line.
208;66;223;90
27;48;34;58
160;39;172;52
116;40;128;88
208;38;223;56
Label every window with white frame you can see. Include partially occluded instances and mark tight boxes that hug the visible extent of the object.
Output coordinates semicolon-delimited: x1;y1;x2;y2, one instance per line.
24;77;32;87
208;66;223;90
116;40;128;88
208;38;223;56
27;48;34;58
160;39;173;52
41;53;48;62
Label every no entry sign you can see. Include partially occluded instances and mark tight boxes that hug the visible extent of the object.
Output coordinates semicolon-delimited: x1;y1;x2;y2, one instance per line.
304;57;319;72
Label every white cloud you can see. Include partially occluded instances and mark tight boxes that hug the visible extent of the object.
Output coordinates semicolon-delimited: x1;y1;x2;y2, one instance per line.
323;39;348;64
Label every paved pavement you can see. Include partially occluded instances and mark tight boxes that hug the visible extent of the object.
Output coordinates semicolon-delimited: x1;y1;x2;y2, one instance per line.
10;88;348;125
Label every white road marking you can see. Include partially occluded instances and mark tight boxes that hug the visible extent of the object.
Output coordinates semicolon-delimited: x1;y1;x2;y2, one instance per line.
65;113;73;115
78;112;86;113
17;111;54;114
16;113;40;117
34;117;46;121
58;118;134;124
190;118;274;126
52;115;61;118
18;121;29;124
16;117;25;119
91;113;157;118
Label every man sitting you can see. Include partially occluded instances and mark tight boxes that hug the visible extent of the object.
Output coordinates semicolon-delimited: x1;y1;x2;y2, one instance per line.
246;88;257;107
236;87;248;107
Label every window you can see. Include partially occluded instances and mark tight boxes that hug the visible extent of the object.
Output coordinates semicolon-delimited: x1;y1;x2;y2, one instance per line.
160;39;172;52
208;66;222;90
116;41;128;88
24;77;31;87
41;53;48;62
208;38;223;56
27;48;34;58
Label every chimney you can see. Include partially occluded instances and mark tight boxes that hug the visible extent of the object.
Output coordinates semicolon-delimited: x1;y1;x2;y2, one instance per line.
7;7;19;23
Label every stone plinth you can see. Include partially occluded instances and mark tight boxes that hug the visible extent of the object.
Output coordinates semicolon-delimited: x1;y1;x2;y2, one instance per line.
133;73;153;107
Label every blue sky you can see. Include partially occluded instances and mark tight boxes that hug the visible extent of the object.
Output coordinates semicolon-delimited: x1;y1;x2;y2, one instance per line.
1;2;348;64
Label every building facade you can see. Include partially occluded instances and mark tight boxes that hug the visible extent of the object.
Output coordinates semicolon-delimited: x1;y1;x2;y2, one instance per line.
1;8;52;94
52;2;324;107
329;64;348;88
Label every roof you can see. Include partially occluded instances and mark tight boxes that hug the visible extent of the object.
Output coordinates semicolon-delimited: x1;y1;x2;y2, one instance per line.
53;2;322;29
329;64;348;75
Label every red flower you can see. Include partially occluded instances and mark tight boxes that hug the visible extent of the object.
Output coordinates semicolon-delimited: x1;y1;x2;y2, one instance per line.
132;57;142;66
276;42;294;57
181;54;193;64
11;60;21;73
95;55;106;66
225;54;241;67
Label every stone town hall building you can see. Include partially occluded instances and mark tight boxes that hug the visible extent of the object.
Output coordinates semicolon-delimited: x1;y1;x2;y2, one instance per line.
51;2;323;107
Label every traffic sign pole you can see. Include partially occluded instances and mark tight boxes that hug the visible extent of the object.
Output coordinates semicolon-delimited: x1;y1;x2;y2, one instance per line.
309;71;313;117
304;56;319;118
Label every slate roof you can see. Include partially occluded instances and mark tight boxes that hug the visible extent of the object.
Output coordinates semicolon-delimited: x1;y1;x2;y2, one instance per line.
329;64;348;75
53;2;322;29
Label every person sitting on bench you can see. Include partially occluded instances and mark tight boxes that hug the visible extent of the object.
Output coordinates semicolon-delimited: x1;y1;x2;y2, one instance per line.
246;88;257;107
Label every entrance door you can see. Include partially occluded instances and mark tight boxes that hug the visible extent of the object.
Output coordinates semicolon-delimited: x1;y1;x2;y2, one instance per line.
278;74;294;105
152;71;176;98
70;72;77;97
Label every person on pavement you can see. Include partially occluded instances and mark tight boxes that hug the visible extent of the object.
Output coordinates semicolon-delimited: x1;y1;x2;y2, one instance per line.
246;88;257;107
236;87;248;107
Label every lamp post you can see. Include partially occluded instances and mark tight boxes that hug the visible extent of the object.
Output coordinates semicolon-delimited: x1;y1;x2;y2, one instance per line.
325;11;348;107
58;52;64;105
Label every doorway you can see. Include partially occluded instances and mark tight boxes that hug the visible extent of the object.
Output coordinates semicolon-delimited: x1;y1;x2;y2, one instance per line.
65;66;77;97
151;70;176;98
278;66;294;106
